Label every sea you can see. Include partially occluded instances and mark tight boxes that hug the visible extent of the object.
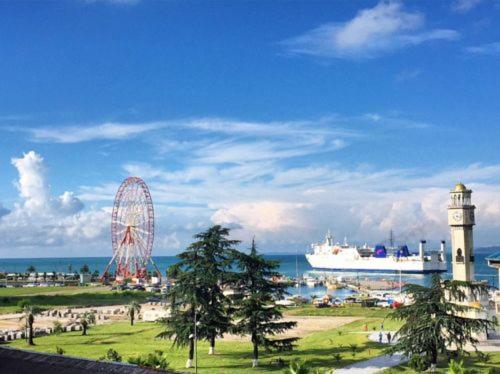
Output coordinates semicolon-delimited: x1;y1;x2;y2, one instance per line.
0;250;498;299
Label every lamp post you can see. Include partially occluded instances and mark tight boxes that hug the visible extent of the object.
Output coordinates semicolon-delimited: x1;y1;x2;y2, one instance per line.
194;308;198;374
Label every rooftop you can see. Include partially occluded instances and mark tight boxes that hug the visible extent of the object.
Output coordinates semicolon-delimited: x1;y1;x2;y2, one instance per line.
0;346;171;374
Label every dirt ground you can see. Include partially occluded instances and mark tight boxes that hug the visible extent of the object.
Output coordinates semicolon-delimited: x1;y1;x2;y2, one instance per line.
222;316;361;341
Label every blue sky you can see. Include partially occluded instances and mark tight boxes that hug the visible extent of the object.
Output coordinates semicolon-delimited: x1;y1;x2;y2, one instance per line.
1;0;500;257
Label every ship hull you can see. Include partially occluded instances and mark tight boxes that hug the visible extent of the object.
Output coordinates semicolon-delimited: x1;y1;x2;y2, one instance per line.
305;254;447;273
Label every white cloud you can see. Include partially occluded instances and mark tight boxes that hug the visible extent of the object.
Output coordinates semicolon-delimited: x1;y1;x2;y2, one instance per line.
395;68;421;82
451;0;483;13
0;151;107;255
25;122;165;143
281;1;458;59
211;201;310;232
465;42;500;55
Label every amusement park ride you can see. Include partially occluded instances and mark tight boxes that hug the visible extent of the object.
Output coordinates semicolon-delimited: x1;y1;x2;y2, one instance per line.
102;177;162;283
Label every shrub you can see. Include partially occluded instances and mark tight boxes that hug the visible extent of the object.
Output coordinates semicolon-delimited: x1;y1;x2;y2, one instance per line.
408;355;429;372
284;359;310;374
55;346;65;355
17;299;31;311
332;353;342;366
446;359;475;374
99;349;122;362
128;350;169;370
52;321;64;334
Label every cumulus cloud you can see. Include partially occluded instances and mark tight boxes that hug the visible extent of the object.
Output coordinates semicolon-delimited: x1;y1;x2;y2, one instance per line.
281;1;458;59
0;151;107;255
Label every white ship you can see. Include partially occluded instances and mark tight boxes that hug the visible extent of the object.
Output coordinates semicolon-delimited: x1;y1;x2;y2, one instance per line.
305;232;447;273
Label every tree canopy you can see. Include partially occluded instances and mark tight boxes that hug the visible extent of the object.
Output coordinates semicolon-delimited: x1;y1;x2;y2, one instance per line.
232;239;298;367
387;273;494;370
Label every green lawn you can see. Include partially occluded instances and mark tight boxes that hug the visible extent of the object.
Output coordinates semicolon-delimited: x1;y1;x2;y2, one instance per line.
8;318;397;373
284;304;392;318
0;288;152;314
0;285;111;297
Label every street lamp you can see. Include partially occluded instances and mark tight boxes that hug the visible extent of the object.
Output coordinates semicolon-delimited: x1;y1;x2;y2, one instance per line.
189;313;201;374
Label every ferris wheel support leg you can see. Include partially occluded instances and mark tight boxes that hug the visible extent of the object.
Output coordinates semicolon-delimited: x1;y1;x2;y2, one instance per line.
101;253;118;282
150;258;163;282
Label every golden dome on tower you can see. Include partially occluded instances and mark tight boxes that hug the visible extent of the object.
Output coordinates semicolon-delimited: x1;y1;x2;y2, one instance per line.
454;183;467;192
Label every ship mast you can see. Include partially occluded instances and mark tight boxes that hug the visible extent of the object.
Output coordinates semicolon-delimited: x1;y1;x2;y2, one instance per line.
389;229;395;249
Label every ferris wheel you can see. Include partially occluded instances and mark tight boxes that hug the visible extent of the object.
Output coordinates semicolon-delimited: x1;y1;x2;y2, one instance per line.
103;177;161;281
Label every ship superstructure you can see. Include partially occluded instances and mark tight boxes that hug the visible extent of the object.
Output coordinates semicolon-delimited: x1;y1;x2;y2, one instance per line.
306;231;447;273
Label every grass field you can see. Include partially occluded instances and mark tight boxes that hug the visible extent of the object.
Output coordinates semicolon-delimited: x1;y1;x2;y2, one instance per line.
284;304;392;318
0;287;152;314
0;285;111;297
8;318;401;373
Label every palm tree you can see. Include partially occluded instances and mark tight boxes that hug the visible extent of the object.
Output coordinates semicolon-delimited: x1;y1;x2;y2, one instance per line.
80;311;96;335
126;301;141;326
20;303;39;345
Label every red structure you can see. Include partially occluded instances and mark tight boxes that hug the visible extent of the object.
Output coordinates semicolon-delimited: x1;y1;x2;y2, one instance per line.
103;177;161;282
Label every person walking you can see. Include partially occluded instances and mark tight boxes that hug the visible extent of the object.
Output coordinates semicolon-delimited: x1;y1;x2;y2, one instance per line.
379;331;383;343
387;332;392;344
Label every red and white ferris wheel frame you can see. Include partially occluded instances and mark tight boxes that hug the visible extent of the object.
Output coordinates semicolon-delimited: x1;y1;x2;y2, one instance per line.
103;176;160;281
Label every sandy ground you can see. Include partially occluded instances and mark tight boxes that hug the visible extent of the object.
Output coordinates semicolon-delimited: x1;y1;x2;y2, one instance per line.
222;316;361;341
0;303;167;331
1;304;361;343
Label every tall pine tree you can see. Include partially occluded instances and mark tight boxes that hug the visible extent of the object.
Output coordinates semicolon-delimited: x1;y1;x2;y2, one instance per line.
232;239;298;368
387;273;494;371
158;225;239;368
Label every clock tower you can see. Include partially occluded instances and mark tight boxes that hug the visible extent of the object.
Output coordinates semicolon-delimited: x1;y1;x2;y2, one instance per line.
447;183;475;281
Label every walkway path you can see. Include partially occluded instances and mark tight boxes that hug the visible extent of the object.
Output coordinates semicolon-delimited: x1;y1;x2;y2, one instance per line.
335;353;407;374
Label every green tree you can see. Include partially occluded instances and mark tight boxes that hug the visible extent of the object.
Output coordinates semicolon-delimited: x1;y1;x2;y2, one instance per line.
19;303;40;345
80;311;96;335
158;225;239;367
80;264;90;274
126;301;141;326
387;274;493;371
232;239;298;368
26;265;35;273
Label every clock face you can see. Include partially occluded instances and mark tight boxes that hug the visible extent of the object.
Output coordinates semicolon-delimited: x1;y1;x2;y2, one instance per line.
453;211;463;222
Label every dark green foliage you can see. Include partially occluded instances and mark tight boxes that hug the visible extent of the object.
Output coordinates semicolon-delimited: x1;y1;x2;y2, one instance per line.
80;264;90;274
52;320;64;334
159;225;240;362
408;354;429;372
26;265;36;273
128;350;170;370
17;298;31;311
232;239;298;366
126;301;141;326
387;273;494;367
100;348;122;362
55;346;65;355
81;311;96;335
